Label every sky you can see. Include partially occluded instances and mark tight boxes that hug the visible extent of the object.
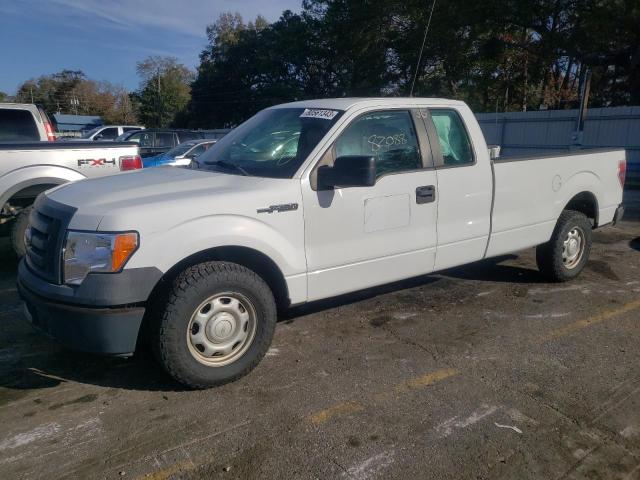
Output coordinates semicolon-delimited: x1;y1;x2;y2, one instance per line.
0;0;301;95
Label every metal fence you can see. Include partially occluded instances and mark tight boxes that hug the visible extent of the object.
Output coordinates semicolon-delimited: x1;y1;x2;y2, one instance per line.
476;106;640;186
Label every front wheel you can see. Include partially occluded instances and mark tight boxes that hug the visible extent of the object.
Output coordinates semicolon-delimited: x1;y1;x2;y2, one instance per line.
153;261;277;389
536;210;592;282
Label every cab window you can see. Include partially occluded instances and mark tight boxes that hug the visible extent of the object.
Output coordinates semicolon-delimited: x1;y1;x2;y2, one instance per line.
189;143;210;157
128;131;153;147
430;109;474;166
0;109;39;141
97;127;118;140
155;132;174;148
335;110;422;177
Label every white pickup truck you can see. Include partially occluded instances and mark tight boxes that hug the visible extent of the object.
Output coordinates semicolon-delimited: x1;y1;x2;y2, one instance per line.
0;142;142;256
17;98;625;388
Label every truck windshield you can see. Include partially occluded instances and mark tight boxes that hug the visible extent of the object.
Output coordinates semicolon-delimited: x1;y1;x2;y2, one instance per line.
195;108;343;178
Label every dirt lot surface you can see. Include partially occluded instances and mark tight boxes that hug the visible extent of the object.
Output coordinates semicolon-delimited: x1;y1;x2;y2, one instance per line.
1;191;639;480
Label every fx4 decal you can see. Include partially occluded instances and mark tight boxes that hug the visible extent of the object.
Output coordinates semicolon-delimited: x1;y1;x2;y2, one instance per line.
77;158;116;167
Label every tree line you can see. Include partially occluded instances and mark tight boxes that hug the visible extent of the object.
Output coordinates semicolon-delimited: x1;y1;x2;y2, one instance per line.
186;0;639;127
10;58;191;128
6;0;639;129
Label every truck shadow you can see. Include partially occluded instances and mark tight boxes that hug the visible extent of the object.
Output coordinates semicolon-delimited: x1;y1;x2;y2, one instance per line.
440;255;545;284
2;348;186;395
283;274;441;321
630;237;640;252
283;255;542;322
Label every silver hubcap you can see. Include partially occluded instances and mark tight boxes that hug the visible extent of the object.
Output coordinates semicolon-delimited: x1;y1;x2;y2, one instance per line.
187;293;257;366
562;227;585;269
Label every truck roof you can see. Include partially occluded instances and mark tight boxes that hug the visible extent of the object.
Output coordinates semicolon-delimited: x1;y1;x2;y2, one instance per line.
0;103;40;109
270;97;466;111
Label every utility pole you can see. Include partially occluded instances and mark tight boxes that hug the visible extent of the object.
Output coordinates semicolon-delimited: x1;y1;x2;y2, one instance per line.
70;97;79;115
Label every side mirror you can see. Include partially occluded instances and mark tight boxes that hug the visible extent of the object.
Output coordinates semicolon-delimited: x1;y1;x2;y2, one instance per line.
93;134;103;141
317;155;376;190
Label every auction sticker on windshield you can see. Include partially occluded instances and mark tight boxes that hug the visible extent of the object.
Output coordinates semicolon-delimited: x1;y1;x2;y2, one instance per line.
300;109;339;120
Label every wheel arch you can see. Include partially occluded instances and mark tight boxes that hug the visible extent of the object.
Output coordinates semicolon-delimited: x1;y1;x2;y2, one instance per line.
1;166;86;210
562;191;599;227
4;183;60;209
149;245;290;312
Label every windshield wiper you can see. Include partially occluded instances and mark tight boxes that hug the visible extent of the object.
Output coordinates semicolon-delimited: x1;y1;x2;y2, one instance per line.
205;160;251;176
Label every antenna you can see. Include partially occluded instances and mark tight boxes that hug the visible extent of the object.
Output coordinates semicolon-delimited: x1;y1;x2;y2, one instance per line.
409;0;437;97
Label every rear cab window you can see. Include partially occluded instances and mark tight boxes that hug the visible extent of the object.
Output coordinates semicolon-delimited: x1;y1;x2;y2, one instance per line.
429;109;474;167
0;109;40;141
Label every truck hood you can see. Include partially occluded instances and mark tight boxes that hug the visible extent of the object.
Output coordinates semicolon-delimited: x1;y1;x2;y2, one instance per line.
47;167;300;231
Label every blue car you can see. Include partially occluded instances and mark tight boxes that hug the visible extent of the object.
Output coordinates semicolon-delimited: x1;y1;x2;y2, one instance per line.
142;140;217;168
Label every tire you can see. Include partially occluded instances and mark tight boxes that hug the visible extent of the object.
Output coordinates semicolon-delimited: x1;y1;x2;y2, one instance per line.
11;206;33;258
536;210;592;282
152;261;277;389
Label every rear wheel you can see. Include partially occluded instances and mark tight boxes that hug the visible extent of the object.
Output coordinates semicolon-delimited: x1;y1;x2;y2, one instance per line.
153;261;277;389
536;210;592;282
11;206;33;258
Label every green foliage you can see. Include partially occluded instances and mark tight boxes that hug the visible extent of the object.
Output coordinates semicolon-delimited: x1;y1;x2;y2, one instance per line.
187;1;639;127
136;56;193;128
14;70;137;124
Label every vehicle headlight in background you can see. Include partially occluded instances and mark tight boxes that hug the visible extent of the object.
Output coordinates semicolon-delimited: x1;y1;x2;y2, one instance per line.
63;231;138;285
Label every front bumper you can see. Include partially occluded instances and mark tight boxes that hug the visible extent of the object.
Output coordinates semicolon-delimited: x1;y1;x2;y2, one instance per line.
19;281;144;355
17;259;162;355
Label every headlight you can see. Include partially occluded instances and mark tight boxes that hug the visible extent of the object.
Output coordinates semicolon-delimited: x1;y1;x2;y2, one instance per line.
63;231;138;285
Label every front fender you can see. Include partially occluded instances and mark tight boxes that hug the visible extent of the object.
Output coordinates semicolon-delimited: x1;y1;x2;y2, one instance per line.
0;165;86;207
126;213;307;279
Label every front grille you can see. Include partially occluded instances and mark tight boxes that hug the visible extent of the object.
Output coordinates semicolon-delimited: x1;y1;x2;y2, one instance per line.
25;195;76;284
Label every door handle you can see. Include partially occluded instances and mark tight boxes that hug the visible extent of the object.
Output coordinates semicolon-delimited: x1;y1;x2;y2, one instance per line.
415;185;436;204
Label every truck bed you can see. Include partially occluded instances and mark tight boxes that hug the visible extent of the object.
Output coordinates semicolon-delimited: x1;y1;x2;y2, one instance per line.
487;148;626;257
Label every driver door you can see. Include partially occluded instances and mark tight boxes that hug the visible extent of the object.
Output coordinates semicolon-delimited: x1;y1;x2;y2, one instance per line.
302;109;439;301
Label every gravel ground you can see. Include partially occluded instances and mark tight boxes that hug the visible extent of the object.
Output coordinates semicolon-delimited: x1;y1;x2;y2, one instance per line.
1;190;639;480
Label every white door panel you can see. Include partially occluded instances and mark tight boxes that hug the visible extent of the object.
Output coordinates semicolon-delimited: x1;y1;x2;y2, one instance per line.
364;193;410;232
303;170;438;300
428;107;493;271
306;245;436;301
303;108;439;301
433;165;492;270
